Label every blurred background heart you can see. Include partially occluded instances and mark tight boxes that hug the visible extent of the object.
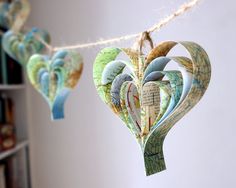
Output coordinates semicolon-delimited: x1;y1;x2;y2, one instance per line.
0;0;30;31
27;50;83;120
2;27;50;66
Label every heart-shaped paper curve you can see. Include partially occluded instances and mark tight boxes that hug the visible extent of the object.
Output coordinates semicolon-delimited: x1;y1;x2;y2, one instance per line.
93;41;211;176
2;27;50;66
0;0;30;31
27;50;83;120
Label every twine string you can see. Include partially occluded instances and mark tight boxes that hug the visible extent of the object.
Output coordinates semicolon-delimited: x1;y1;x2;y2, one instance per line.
147;0;199;34
53;33;140;51
33;0;200;52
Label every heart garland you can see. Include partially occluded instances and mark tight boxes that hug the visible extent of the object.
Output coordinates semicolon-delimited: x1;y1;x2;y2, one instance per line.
2;27;50;66
93;41;211;175
0;0;30;31
27;50;83;120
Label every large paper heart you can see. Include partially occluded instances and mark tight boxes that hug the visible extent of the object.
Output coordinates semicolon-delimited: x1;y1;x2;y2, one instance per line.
2;27;50;66
27;50;83;120
0;0;30;31
93;41;211;176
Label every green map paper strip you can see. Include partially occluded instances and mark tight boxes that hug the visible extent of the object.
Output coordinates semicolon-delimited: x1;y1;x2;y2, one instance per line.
27;50;83;120
93;41;211;176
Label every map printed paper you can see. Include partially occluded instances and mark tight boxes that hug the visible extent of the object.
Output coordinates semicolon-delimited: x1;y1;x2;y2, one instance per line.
27;50;83;120
93;41;211;176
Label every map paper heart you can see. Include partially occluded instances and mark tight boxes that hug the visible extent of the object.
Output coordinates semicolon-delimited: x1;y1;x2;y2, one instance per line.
2;27;50;66
27;50;83;120
0;0;30;31
93;41;211;176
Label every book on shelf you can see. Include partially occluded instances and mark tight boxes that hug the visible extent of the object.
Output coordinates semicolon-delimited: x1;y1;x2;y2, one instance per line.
5;156;18;188
0;165;6;188
0;94;16;152
0;155;19;188
0;35;23;85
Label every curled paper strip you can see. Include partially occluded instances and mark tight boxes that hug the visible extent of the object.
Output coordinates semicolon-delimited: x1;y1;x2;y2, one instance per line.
2;27;50;66
0;0;30;31
93;41;211;176
27;50;83;120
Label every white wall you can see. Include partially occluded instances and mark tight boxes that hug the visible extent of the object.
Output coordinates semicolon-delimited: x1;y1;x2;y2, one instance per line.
27;0;236;188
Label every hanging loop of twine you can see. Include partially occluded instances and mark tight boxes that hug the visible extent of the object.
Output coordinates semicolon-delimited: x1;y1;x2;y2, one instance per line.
138;31;154;54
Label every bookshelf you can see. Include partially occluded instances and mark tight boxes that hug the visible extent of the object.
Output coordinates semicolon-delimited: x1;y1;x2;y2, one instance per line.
0;81;31;188
0;82;31;188
0;37;31;188
0;1;31;187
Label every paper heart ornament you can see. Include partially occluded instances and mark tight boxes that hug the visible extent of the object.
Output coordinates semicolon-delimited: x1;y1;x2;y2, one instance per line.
2;27;50;66
93;41;211;176
27;50;83;120
0;0;30;31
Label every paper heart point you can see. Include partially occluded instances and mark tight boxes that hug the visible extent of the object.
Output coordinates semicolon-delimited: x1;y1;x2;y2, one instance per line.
93;41;211;176
2;27;50;66
0;0;30;31
27;50;83;120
